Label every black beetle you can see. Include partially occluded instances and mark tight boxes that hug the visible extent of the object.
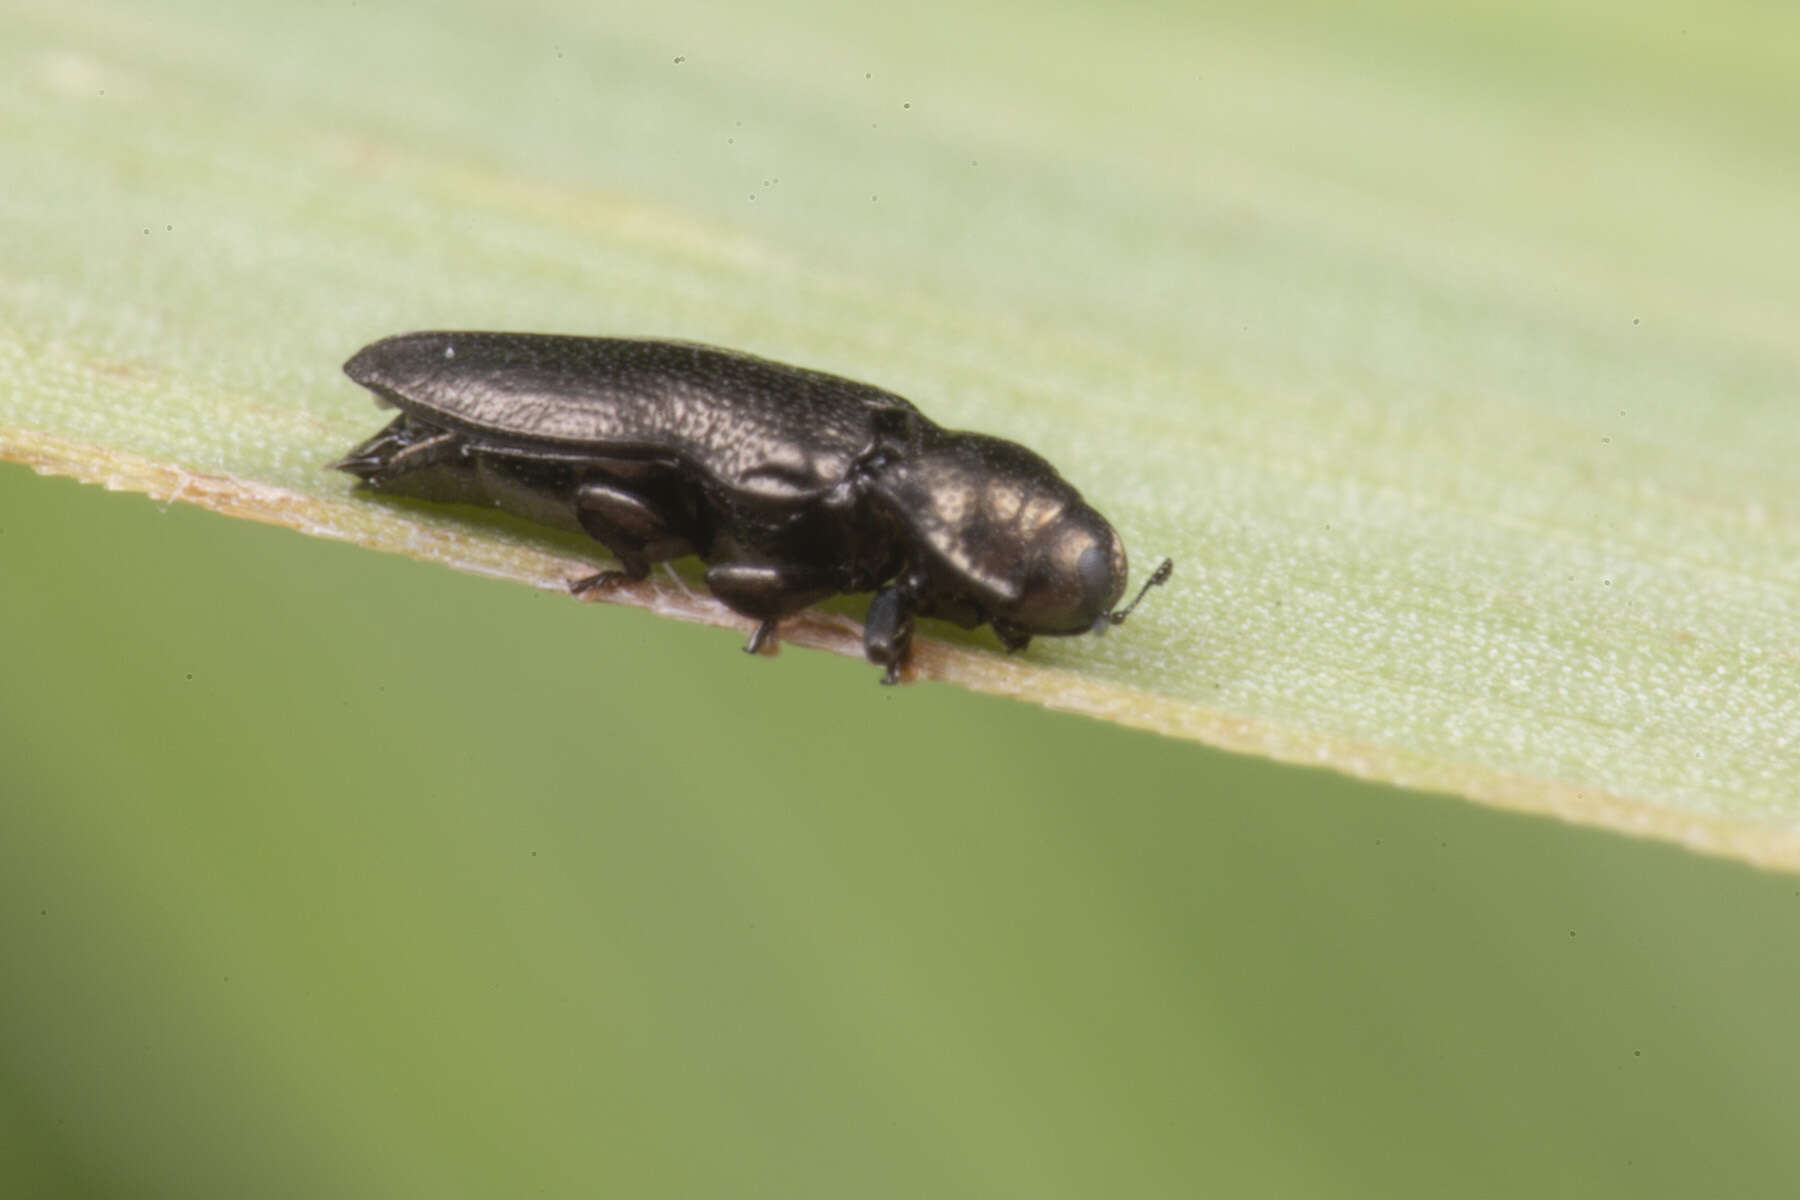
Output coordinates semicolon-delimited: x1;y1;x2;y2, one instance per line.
334;332;1171;683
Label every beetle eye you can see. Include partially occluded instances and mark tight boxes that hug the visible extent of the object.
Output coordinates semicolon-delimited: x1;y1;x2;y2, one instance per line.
1077;542;1113;613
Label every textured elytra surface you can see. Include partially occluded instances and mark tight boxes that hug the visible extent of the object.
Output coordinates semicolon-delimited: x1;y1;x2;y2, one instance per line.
346;332;918;496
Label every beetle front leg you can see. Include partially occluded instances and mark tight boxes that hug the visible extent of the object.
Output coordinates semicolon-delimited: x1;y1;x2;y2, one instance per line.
863;585;917;686
703;563;838;656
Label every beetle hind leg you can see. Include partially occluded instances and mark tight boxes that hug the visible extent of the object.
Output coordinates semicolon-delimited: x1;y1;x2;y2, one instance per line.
569;480;696;595
332;415;462;487
569;568;639;597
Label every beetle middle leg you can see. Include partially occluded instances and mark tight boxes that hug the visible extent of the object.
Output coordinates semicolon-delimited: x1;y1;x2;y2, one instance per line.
703;563;838;656
569;479;695;595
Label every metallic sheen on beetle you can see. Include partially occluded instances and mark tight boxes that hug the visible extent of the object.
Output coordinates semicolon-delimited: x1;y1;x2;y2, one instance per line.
335;332;1170;683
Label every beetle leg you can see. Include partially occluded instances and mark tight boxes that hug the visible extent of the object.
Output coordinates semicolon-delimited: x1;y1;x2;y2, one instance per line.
703;563;838;655
991;620;1033;654
569;568;639;597
863;585;916;686
333;417;463;488
569;480;694;593
745;618;779;656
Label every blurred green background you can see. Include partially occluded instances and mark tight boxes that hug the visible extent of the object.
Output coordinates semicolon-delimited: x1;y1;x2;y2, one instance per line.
7;468;1800;1196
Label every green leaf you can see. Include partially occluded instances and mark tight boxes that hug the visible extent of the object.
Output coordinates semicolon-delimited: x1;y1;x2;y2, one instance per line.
5;0;1797;868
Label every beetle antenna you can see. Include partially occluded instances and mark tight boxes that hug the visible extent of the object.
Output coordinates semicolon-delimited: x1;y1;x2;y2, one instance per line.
1108;558;1173;625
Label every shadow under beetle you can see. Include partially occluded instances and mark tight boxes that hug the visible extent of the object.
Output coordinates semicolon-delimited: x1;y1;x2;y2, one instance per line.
335;332;1171;684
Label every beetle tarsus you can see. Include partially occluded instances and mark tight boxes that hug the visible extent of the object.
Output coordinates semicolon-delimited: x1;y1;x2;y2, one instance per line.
569;570;630;597
332;415;462;487
744;619;779;656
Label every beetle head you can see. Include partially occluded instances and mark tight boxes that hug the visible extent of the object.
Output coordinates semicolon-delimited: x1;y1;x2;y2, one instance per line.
1004;505;1130;635
871;432;1136;636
